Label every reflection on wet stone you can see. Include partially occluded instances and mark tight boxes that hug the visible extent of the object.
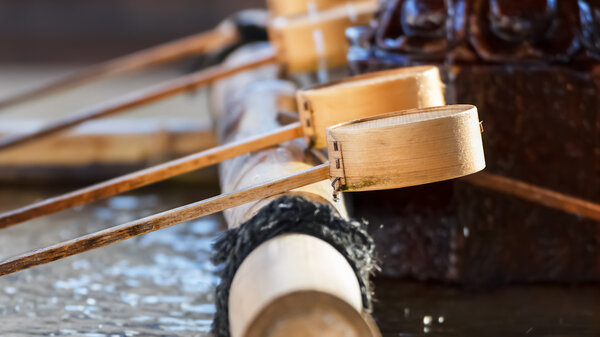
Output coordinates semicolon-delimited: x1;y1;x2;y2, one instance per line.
1;186;599;336
0;186;221;336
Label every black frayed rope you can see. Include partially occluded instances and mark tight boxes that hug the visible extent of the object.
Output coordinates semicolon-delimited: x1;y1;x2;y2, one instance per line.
211;195;376;337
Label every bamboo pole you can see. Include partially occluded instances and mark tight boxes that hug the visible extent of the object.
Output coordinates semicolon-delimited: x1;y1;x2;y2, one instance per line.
0;52;277;152
0;21;239;111
212;45;371;337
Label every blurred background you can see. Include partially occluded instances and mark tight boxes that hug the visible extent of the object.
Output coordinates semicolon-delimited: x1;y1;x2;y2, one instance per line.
0;1;268;183
0;0;263;63
1;1;599;337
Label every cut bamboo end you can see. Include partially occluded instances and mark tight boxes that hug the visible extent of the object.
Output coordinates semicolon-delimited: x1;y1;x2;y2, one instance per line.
267;0;377;17
268;1;377;73
229;234;371;337
297;65;445;148
327;105;486;192
244;291;377;337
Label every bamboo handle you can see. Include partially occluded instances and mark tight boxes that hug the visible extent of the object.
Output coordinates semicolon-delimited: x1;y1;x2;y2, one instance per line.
0;52;278;152
0;26;239;111
0;164;329;277
462;172;600;222
0;122;302;229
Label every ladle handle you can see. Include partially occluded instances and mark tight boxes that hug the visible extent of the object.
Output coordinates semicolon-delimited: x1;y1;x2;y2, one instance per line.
0;52;277;152
0;163;330;277
0;122;303;229
0;26;239;111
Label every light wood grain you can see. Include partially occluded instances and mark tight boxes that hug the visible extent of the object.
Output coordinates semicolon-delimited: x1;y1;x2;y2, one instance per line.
0;52;277;152
0;164;329;277
244;289;380;337
0;24;239;111
463;172;600;222
231;235;374;337
297;65;445;148
268;2;377;73
327;105;486;192
0;122;302;229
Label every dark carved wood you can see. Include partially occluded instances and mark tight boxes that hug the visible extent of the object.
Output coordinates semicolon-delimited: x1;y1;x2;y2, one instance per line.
348;0;600;284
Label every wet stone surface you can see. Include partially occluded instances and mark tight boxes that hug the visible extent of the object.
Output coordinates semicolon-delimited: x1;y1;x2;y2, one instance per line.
0;184;222;337
0;184;599;336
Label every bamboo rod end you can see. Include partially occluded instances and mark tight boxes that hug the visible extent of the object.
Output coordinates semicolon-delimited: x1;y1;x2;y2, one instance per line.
244;291;379;337
228;234;374;337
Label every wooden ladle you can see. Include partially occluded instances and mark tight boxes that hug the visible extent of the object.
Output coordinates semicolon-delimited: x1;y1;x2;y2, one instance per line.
0;65;444;229
0;104;485;277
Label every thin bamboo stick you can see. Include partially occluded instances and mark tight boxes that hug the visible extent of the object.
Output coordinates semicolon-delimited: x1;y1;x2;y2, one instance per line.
0;164;329;277
0;26;239;111
0;52;277;152
0;122;302;229
462;172;600;222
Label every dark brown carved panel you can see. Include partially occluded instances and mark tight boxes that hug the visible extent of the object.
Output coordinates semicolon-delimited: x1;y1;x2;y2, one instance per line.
349;0;600;283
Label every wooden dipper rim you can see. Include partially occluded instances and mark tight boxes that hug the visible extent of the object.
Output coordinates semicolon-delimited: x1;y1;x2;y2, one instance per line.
327;105;486;192
297;65;445;148
267;0;377;17
268;1;377;73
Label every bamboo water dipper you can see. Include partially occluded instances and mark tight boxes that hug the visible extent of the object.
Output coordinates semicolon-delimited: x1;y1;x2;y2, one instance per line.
0;104;485;276
0;2;376;152
0;65;444;229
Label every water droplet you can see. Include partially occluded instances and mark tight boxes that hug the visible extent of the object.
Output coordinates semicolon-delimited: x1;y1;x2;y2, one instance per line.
4;287;17;295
